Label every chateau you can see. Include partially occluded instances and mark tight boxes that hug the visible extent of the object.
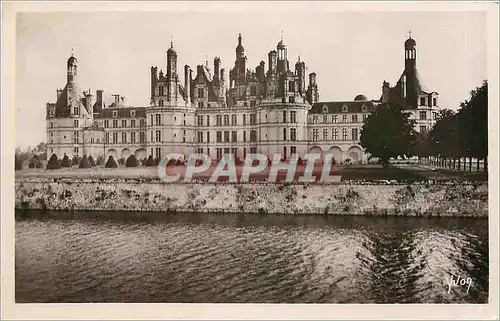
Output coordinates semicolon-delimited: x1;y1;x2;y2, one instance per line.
46;33;440;164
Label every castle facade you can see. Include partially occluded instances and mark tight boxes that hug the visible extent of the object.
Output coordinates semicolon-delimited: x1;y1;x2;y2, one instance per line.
46;33;440;164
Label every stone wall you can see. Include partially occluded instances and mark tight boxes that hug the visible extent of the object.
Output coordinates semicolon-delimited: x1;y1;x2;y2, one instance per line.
15;178;488;217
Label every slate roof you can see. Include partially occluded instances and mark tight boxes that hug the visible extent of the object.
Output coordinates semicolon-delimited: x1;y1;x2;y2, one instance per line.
310;101;377;114
94;107;147;119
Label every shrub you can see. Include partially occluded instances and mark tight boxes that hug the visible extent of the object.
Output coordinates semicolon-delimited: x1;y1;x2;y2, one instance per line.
96;156;104;166
79;155;91;168
125;155;139;167
145;155;156;167
154;157;160;165
15;156;23;171
72;156;80;166
46;154;61;170
118;157;126;166
88;155;96;167
61;154;71;167
105;155;118;168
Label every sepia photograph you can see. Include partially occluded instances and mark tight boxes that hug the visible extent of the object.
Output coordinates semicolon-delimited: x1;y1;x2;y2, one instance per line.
2;1;499;320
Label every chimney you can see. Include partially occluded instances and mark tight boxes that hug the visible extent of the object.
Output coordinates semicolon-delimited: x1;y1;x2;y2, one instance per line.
268;50;277;75
56;89;63;100
382;81;390;103
96;90;103;104
309;72;317;86
151;66;158;100
184;65;191;103
214;57;221;81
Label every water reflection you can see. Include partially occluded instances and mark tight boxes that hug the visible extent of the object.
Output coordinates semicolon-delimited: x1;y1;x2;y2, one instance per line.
15;210;488;303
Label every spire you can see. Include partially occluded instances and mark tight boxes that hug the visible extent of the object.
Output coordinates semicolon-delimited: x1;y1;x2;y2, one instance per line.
238;33;242;46
281;30;283;42
71;47;74;57
408;30;412;39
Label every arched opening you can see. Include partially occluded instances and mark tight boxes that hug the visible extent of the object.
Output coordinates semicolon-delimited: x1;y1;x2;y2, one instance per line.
134;148;147;160
308;146;323;163
107;149;118;159
347;146;363;164
121;148;131;159
326;146;342;164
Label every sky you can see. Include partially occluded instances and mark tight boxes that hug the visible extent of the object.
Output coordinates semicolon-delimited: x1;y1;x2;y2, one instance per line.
15;7;487;149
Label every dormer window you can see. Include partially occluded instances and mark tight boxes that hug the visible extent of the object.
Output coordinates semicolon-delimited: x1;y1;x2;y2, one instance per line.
362;104;367;112
112;111;118;118
322;105;328;113
131;110;136;117
342;104;348;113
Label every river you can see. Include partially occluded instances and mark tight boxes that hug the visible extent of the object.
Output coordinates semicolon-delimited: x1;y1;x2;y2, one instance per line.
15;210;488;303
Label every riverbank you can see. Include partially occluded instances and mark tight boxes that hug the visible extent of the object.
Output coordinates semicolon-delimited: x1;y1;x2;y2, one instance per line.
15;175;488;217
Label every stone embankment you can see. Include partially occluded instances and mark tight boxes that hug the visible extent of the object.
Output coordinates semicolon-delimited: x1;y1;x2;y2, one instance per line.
15;177;488;217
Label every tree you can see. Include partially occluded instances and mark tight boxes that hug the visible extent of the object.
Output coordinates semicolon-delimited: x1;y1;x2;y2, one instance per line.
15;156;23;171
72;156;81;166
125;155;139;167
145;155;156;167
105;155;118;168
29;155;42;169
360;103;416;168
46;154;61;170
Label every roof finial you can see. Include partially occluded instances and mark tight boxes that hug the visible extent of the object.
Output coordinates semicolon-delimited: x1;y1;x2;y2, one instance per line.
71;47;74;57
281;30;284;41
298;55;301;62
408;30;412;39
169;33;173;48
205;54;208;67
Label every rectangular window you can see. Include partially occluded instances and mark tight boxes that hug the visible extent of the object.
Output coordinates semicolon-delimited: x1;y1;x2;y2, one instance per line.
313;116;318;123
332;128;338;141
323;128;328;141
224;131;230;143
312;129;319;141
250;147;257;154
159;86;164;96
420;97;426;106
363;114;368;122
250;130;257;142
290;146;297;155
342;115;348;123
74;107;80;115
342;128;348;140
291;111;297;123
216;115;222;126
150;130;154;143
243;148;247;159
433;112;438;120
131;132;136;143
105;133;110;144
207;115;210;127
156;130;161;142
113;132;118;144
250;100;256;107
155;147;161;160
283;111;287;123
332;115;337;123
122;132;127;143
224;148;230;155
198;101;204;108
290;128;296;141
433;98;437;106
243;114;247;125
50;131;53;137
74;120;79;127
323;115;327;123
74;147;79;154
243;131;247;142
288;81;294;92
158;100;164;107
197;115;203;127
73;131;79;144
352;115;358;123
140;132;145;143
131;119;136;127
250;114;256;125
231;131;237;142
251;86;257;96
197;131;204;143
122;119;127;128
231;114;237;126
224;115;229;126
420;125;427;132
216;148;222;159
352;128;358;141
113;120;118;128
50;122;54;128
155;114;161;126
231;148;237;157
206;131;210;143
216;131;222;143
419;111;427;120
140;119;146;127
283;128;287;141
198;88;204;98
